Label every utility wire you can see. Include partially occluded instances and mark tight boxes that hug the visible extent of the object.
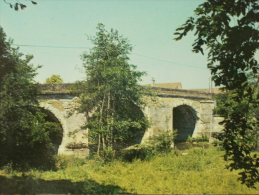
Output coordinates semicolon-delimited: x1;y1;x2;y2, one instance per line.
12;44;90;49
12;43;207;70
131;53;207;69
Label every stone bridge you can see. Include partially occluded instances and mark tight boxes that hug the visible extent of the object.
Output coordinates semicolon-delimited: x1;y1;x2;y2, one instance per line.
39;84;223;156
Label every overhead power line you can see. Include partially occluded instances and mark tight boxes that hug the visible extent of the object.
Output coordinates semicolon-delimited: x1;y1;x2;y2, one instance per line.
12;43;207;70
131;53;206;69
12;44;90;49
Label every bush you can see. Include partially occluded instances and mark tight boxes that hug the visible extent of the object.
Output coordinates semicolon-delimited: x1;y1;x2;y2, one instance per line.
55;155;87;169
149;130;175;152
103;146;116;162
187;134;209;143
121;130;176;162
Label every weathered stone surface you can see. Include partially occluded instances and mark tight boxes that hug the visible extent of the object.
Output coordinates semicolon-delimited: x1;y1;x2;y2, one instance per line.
141;97;223;142
38;84;224;156
39;97;88;157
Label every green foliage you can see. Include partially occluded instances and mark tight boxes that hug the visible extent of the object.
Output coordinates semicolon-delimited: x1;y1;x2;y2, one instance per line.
0;27;60;170
214;91;259;149
44;74;64;84
75;23;149;157
174;0;259;187
121;145;153;162
55;155;87;170
186;135;192;143
187;134;209;143
1;147;259;194
102;146;116;162
148;130;176;152
4;0;37;11
121;130;176;161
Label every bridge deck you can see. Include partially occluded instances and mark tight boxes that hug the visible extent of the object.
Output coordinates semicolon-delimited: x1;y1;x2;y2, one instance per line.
40;84;216;100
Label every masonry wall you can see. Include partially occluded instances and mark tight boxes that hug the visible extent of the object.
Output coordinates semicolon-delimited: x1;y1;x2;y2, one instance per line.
39;94;88;157
142;96;223;142
39;93;224;157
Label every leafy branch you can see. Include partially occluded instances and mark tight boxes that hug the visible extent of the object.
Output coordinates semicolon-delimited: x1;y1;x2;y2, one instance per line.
174;0;259;187
3;0;37;11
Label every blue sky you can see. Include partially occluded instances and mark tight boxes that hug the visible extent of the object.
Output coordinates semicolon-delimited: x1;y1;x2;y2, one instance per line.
1;0;215;89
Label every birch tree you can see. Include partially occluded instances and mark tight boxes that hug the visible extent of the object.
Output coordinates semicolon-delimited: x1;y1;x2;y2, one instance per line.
77;23;149;157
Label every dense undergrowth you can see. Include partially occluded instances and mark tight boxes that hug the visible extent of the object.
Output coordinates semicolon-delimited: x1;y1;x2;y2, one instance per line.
0;146;259;194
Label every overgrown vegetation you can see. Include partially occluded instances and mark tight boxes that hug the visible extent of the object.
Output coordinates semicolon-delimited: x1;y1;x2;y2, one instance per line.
187;134;209;143
174;0;259;187
73;23;149;157
214;92;259;151
1;147;259;194
0;27;61;170
121;130;176;162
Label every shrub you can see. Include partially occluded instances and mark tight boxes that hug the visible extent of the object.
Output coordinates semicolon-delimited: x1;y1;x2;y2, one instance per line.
121;130;176;161
120;145;153;162
55;155;87;169
103;146;116;162
147;130;175;152
187;134;209;143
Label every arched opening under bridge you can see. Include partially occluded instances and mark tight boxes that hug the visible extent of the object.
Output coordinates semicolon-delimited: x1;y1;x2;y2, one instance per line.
173;105;197;142
39;108;63;154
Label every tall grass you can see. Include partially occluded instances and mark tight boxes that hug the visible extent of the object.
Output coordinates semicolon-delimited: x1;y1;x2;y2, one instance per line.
0;146;259;194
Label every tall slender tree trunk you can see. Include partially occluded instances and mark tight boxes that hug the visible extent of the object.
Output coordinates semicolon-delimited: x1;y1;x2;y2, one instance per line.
107;90;111;148
102;133;106;149
99;94;106;153
97;133;101;156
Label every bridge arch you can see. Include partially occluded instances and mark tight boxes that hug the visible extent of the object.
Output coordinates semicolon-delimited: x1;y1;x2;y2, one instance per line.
39;102;67;154
39;107;63;152
173;104;198;142
156;98;201;141
161;98;201;141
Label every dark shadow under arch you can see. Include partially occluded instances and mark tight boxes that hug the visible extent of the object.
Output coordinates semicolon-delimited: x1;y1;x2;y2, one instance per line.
39;108;63;154
173;105;198;142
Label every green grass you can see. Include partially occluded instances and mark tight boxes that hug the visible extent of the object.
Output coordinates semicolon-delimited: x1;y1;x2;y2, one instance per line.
0;146;259;194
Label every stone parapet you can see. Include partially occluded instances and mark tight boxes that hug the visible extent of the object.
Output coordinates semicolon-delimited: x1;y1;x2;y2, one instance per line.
152;87;215;100
40;84;215;100
40;83;73;94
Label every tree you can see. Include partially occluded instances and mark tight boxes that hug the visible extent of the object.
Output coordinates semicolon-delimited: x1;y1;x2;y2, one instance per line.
3;0;37;11
214;92;259;150
174;0;259;187
45;74;64;84
0;27;60;170
75;23;149;157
